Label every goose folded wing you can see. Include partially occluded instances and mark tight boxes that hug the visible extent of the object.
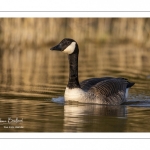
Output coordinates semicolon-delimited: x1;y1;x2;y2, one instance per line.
80;77;113;91
88;78;128;105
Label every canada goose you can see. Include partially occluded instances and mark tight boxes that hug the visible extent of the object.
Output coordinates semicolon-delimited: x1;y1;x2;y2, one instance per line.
50;38;135;105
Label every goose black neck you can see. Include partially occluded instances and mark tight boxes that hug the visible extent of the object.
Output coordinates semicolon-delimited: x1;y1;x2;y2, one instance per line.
67;46;80;89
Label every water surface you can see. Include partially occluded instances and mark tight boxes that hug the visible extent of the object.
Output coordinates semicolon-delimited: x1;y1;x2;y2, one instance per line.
0;43;150;132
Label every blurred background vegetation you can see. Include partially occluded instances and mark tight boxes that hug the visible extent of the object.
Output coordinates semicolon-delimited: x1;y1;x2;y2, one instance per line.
1;18;150;132
0;18;150;96
0;18;150;48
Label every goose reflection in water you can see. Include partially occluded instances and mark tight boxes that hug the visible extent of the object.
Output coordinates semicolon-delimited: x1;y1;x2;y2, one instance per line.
63;103;127;132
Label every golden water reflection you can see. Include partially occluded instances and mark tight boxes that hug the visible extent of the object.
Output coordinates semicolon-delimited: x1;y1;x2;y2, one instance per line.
0;43;150;132
1;44;150;95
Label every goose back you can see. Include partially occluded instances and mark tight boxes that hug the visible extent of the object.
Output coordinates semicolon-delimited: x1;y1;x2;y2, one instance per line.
80;77;113;91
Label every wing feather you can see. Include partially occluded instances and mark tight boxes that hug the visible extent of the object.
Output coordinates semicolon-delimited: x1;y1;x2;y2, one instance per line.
80;77;113;91
88;78;129;105
80;77;134;105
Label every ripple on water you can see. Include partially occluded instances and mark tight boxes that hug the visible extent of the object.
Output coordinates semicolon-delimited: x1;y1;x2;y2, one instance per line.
51;95;150;107
51;97;65;104
125;94;150;107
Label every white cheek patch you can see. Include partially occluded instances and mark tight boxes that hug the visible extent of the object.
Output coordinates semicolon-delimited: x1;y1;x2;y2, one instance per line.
63;42;76;54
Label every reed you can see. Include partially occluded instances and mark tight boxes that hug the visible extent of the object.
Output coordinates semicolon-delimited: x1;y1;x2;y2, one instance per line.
0;18;150;48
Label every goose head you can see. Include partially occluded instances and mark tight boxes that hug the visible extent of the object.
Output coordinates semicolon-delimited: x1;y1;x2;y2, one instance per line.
50;38;78;54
